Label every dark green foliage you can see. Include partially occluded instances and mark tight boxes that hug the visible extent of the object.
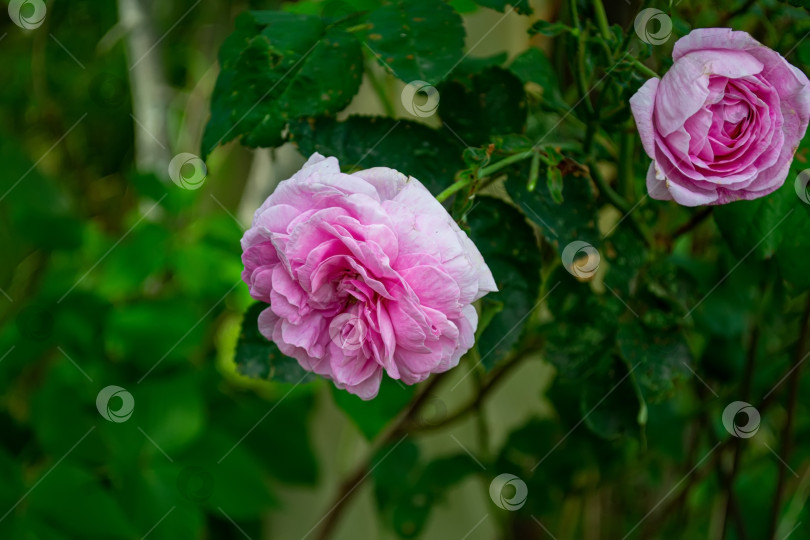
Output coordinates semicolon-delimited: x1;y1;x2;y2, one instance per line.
466;197;541;369
5;0;810;539
235;303;315;383
290;115;463;194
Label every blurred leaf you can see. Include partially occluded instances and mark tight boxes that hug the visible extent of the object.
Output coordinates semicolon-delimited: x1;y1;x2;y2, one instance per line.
546;166;564;203
438;66;527;146
332;377;414;439
701;335;745;384
474;0;533;14
290;115;463;194
0;136;83;253
169;241;242;297
203;11;363;156
364;0;465;83
234;302;315;383
447;52;509;78
138;374;206;455
466;196;541;369
181;429;277;520
117;463;205;540
373;439;478;538
582;356;644;440
0;448;23;535
419;454;480;492
27;465;136;539
236;392;319;485
105;299;206;371
714;184;793;260
775;202;810;290
95;223;169;301
617;322;692;403
29;369;98;463
544;267;621;378
603;227;647;297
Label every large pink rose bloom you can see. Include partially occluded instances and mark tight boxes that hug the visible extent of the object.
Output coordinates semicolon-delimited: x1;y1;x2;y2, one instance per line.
241;153;497;399
630;28;810;206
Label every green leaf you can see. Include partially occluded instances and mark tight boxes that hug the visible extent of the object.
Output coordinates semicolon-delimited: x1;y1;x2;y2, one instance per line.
27;465;136;539
544;266;621;378
331;377;414;439
466;196;542;369
117;463;205;540
235;302;315;383
0;135;83;254
437;66;527;146
603;227;647;297
617;321;692;403
774;205;810;290
474;0;533;15
373;439;478;538
582;356;644;440
181;429;277;520
505;163;600;253
364;0;465;83
289;115;463;195
235;392;319;485
446;52;509;78
547;166;564;203
202;11;363;156
714;185;793;261
138;374;206;455
105;298;208;371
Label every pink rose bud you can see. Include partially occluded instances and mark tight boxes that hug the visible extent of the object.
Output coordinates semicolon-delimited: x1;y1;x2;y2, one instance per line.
241;154;498;400
630;28;810;206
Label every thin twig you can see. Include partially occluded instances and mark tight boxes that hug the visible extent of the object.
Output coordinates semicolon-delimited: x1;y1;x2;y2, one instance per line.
314;372;448;540
671;207;714;243
314;349;533;539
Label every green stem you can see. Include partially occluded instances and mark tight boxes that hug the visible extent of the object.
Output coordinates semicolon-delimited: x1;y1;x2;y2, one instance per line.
618;129;635;201
592;0;613;43
436;150;537;203
344;22;371;33
569;0;582;31
527;152;541;192
630;57;660;79
477;150;535;178
435;175;475;203
589;159;631;214
577;28;595;115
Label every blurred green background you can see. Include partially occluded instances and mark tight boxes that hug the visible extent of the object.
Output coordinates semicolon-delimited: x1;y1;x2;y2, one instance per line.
3;0;810;539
